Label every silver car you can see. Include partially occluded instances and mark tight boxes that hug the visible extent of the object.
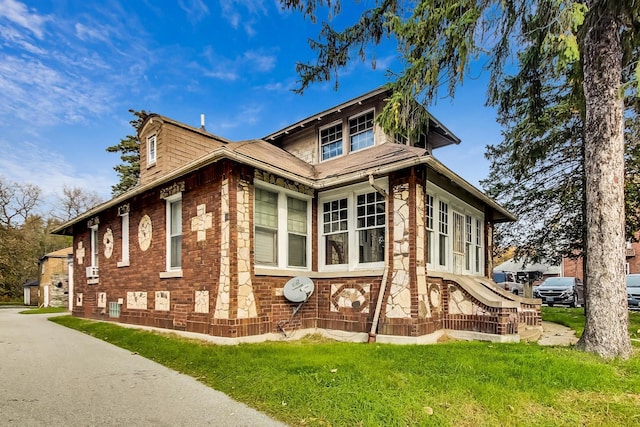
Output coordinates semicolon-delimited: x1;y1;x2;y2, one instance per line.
627;274;640;310
533;277;584;307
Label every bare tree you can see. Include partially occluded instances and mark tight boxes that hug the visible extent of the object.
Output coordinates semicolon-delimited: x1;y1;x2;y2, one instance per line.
0;177;41;227
53;185;103;221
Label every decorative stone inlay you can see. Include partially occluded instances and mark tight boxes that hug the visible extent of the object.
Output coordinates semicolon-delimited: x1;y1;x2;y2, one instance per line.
254;170;314;196
138;215;152;251
190;204;212;242
117;203;130;216
448;284;488;316
127;291;147;310
75;241;85;265
330;283;371;313
155;291;170;311
97;292;107;308
195;290;209;313
76;293;83;307
87;216;99;228
416;184;429;318
214;180;230;319
236;179;257;319
160;181;185;199
103;228;114;259
386;183;412;318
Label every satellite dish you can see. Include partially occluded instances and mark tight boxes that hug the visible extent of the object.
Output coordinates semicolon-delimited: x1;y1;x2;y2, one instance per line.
283;276;315;303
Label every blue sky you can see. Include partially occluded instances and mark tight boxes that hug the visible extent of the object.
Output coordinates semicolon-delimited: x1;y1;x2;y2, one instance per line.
0;0;500;211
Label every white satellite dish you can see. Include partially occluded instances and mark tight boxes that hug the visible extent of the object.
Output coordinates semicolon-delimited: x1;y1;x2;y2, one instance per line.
283;276;315;303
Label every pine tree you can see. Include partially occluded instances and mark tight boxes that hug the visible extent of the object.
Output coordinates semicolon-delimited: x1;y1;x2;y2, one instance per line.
282;0;640;358
106;109;148;196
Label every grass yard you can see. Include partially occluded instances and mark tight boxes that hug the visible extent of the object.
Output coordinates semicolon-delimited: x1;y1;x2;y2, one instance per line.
50;310;640;427
20;306;68;315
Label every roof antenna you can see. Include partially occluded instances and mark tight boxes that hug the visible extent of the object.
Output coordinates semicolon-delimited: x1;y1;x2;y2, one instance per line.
200;114;206;131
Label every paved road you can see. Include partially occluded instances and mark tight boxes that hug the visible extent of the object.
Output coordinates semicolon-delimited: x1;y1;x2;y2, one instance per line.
0;309;286;426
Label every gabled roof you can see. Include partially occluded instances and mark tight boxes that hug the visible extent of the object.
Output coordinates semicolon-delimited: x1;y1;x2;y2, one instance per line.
263;87;461;149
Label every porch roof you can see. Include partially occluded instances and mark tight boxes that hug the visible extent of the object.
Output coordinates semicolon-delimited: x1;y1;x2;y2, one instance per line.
52;140;515;235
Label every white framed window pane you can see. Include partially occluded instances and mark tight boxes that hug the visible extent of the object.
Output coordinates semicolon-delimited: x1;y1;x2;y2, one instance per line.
256;189;278;228
287;197;307;234
170;200;182;235
255;228;277;265
359;228;385;263
349;111;374;152
326;232;348;265
427;230;433;264
324;198;348;233
350;130;373;151
321;123;343;160
426;194;434;230
439;234;447;266
170;235;181;268
121;214;129;262
91;227;99;267
288;233;306;267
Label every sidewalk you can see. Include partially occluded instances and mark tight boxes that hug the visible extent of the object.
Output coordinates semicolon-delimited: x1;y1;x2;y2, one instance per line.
537;321;579;346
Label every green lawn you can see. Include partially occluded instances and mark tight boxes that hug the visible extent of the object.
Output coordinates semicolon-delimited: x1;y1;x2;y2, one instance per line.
50;310;640;426
20;307;68;314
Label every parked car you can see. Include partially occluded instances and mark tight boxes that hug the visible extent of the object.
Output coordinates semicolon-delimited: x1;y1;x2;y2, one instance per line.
493;271;525;295
627;274;640;310
533;277;584;307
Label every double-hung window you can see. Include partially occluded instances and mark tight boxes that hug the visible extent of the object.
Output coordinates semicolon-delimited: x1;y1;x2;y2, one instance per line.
320;180;387;271
118;209;129;267
254;183;311;270
147;135;157;166
166;194;182;271
438;201;449;267
255;188;278;266
320;122;343;161
475;219;482;273
349;110;374;152
465;215;473;271
90;225;99;270
426;194;434;265
356;192;385;263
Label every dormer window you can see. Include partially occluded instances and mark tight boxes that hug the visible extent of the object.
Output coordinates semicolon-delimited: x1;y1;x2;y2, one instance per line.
147;135;157;166
349;110;374;152
320;122;343;161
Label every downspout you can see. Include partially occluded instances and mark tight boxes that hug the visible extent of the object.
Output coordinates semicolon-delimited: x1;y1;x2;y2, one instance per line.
368;174;390;343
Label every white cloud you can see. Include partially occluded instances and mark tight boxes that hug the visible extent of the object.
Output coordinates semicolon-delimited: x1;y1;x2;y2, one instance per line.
243;51;276;72
178;0;210;22
74;22;111;43
219;0;267;35
0;139;113;212
0;0;49;39
214;104;263;131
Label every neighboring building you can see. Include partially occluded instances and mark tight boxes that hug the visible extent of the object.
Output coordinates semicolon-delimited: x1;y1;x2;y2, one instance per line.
38;247;73;308
23;279;39;306
53;88;540;344
562;240;640;281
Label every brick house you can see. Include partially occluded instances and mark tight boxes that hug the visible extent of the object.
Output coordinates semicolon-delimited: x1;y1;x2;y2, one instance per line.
54;88;540;343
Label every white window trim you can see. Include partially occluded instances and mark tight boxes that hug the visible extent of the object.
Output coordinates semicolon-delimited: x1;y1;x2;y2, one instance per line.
347;108;375;153
254;181;312;272
427;183;484;275
147;135;157;167
117;212;130;268
87;225;99;284
161;193;183;277
318;178;388;272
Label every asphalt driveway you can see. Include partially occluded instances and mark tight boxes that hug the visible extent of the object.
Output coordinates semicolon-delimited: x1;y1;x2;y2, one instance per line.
0;309;286;426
